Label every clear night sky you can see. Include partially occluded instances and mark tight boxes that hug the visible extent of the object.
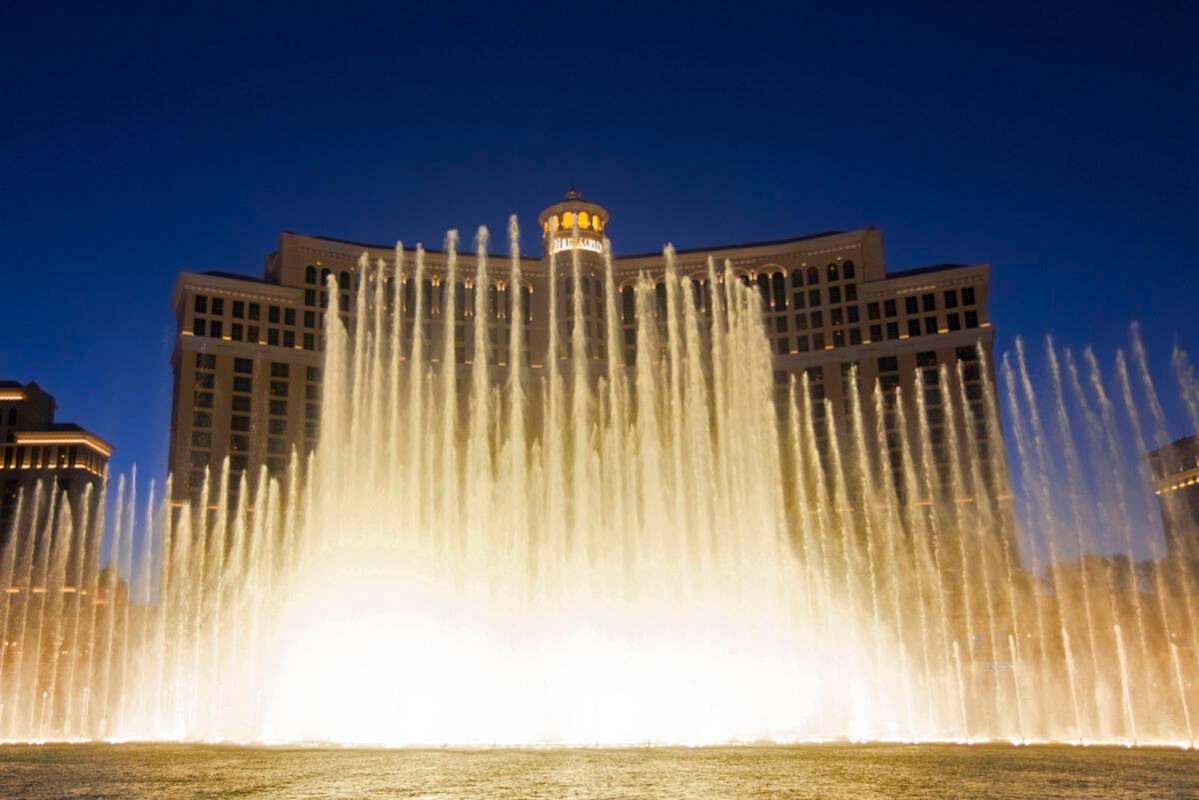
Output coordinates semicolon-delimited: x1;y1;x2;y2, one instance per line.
2;3;1196;483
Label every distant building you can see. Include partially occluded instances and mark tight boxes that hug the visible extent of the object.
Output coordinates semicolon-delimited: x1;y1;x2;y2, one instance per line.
168;191;999;519
0;380;111;550
1149;435;1199;562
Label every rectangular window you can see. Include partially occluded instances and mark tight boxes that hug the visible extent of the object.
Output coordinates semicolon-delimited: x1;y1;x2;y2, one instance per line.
775;337;789;355
925;317;938;335
869;324;882;342
878;356;898;373
193;391;214;409
832;330;845;347
248;325;260;342
270;381;289;397
886;322;899;340
196;353;216;369
249;302;261;320
233;376;252;393
268;418;288;435
230;434;249;452
305;384;320;401
944;290;958;308
867;302;880;320
797;336;809;352
231;323;243;341
962;287;976;305
829;286;841;304
210;320;223;338
956;346;979;362
922;293;936;312
305;289;317;307
232;395;251;412
232;300;244;318
303;333;315;351
267;457;287;474
795;314;807;331
231;415;251;432
306;403;320;419
269;306;281;324
792;291;805;310
849;328;862;345
234;357;253;374
947;313;961;331
191;431;212;448
808;289;821;308
307;367;322;382
845;284;857;302
194;294;208;314
268;329;279;346
813;333;825;349
283;331;296;348
810;311;823;328
305;422;319;439
193;318;206;337
212;297;224;316
830;308;843;326
270;400;287;417
304;311;316;328
905;296;918;314
190;451;209;468
776;315;789;332
195;372;215;389
917;351;936;368
847;306;860;324
884;299;897;318
907;319;921;337
268;438;288;454
284;308;296;326
192;411;212;428
271;362;289;378
965;310;979;328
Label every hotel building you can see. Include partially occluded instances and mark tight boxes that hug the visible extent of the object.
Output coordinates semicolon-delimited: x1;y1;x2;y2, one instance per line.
1150;435;1199;563
0;380;112;547
168;191;996;508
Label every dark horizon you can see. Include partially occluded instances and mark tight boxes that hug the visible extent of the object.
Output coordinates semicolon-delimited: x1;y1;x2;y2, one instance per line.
2;3;1197;482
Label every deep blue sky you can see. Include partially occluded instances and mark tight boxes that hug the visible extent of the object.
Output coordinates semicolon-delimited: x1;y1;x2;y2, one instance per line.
2;2;1196;482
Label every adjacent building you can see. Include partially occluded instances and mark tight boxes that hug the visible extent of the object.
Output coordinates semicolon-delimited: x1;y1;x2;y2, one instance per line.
0;380;111;546
1150;435;1199;562
168;191;996;510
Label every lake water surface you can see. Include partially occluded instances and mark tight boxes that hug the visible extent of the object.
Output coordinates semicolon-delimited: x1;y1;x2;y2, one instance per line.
0;743;1193;799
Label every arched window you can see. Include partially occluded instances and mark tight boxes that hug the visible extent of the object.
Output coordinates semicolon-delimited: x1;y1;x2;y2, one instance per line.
771;272;786;310
338;271;351;291
305;265;317;284
843;260;856;280
521;286;533;324
756;273;771;308
422;280;434;316
320;268;332;287
806;266;819;285
827;263;839;281
790;269;804;289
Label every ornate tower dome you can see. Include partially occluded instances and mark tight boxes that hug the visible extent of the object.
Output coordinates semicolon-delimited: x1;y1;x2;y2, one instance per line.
537;187;609;257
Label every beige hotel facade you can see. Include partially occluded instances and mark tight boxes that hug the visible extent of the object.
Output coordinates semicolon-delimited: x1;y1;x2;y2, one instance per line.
168;191;995;506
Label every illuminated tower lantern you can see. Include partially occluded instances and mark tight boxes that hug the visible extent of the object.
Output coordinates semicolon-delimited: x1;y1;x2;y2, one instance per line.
539;187;609;258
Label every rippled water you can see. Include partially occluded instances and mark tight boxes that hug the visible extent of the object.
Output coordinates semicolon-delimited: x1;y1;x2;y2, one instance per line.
0;744;1194;799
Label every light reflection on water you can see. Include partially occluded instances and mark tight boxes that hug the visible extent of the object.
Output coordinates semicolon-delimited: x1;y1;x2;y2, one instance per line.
0;743;1194;799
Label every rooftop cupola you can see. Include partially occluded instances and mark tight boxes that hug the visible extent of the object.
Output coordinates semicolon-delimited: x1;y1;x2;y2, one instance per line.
538;187;609;256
